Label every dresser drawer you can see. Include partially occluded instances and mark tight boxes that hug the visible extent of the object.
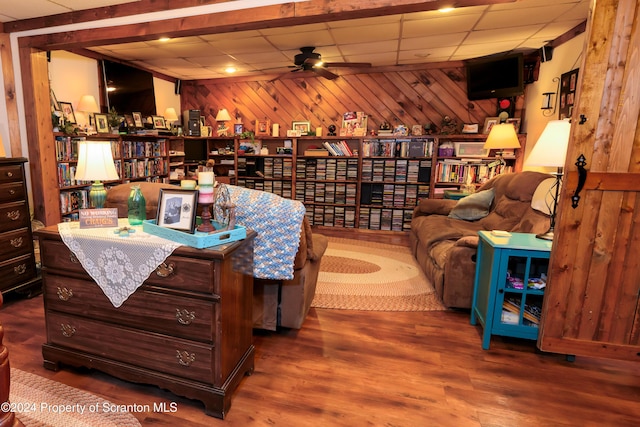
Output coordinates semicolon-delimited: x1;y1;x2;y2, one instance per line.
46;311;214;383
0;253;37;291
44;274;216;342
0;201;30;233
40;240;216;293
0;182;25;204
0;164;23;184
0;227;33;260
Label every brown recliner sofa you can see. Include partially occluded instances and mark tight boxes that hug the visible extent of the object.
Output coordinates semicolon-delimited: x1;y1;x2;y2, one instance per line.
105;182;327;330
409;171;552;309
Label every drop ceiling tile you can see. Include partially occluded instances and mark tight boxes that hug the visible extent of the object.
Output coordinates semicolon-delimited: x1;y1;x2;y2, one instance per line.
400;33;468;51
454;40;522;58
535;20;586;39
200;30;262;41
0;0;68;20
339;40;398;56
326;15;401;28
489;0;583;10
154;43;222;58
228;51;290;66
57;0;137;8
146;36;205;46
476;4;577;30
404;5;489;20
398;46;458;63
330;23;400;45
113;46;170;60
465;25;544;45
183;54;237;68
209;37;278;55
260;22;328;35
266;32;336;51
346;52;398;67
402;14;482;38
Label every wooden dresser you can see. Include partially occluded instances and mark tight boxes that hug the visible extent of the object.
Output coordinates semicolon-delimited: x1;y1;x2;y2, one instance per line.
0;157;40;296
35;225;256;419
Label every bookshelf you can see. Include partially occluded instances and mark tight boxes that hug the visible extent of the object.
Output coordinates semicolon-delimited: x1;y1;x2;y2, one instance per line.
230;134;524;232
54;133;169;221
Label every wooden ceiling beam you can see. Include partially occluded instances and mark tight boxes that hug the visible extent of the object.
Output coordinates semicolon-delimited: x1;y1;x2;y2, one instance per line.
17;0;517;51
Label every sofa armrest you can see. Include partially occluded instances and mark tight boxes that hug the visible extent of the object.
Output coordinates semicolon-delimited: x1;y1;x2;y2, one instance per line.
455;235;479;249
413;198;458;218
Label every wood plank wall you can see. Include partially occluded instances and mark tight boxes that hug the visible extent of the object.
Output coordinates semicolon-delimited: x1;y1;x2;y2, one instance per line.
180;63;523;135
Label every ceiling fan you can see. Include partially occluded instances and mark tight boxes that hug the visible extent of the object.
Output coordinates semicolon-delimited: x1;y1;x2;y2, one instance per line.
272;46;372;80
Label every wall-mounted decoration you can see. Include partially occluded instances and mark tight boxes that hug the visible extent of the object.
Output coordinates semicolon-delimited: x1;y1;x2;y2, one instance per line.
292;121;311;136
256;119;271;136
559;68;579;119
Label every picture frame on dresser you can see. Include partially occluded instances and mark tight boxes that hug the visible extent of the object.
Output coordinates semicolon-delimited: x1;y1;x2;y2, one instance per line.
132;112;144;128
156;188;198;232
482;117;499;134
59;101;76;124
94;113;109;133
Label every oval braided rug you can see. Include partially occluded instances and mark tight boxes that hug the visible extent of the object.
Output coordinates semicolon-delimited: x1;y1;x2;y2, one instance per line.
311;237;445;311
9;368;142;427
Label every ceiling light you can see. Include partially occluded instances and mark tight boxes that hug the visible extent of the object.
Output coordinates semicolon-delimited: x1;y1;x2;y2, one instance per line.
225;67;237;74
438;7;455;13
106;87;116;92
158;37;171;42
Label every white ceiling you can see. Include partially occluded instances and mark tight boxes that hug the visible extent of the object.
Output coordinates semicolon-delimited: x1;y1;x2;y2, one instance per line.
0;0;590;80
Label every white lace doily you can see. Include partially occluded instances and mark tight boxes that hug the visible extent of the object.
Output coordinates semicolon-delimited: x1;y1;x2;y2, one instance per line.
57;219;182;307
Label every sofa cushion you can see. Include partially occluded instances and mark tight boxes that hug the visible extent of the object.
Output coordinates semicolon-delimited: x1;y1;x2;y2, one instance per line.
448;188;495;221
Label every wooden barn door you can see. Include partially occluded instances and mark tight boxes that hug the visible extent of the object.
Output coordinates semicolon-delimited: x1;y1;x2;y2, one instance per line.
538;0;640;361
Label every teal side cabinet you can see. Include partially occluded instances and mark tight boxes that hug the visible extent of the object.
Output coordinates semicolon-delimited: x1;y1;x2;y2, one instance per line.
470;231;552;350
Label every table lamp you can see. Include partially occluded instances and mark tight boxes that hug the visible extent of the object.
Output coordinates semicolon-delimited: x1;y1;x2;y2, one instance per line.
215;108;231;136
483;123;521;162
74;140;120;208
77;95;100;133
525;119;571;240
0;134;6;157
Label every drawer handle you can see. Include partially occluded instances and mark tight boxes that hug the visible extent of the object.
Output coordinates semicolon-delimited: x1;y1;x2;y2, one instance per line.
10;237;23;248
9;189;16;195
69;252;79;263
13;264;26;275
7;210;21;221
176;309;195;325
57;286;73;301
156;262;175;278
176;350;195;367
6;172;13;178
60;324;76;338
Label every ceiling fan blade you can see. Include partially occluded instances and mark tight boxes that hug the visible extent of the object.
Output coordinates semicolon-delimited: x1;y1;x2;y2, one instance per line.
314;67;339;80
323;62;372;68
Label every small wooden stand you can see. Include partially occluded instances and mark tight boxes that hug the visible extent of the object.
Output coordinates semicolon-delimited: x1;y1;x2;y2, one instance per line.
197;203;215;232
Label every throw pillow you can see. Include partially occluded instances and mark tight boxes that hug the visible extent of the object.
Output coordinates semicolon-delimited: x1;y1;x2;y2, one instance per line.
448;188;495;221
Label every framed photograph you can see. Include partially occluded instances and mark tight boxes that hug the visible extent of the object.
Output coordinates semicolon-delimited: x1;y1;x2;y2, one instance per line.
559;68;579;119
292;121;311;136
152;115;166;129
59;101;76;124
255;119;271;136
234;123;243;135
124;114;135;128
411;124;423;136
156;188;198;233
50;89;59;111
94;113;109;133
506;117;521;133
482;117;499;134
132;112;144;128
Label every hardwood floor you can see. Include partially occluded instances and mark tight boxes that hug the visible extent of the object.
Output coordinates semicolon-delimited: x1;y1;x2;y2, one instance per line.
2;293;639;426
2;229;638;426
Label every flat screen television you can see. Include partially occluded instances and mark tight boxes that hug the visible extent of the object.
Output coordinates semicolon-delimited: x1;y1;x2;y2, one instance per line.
465;53;524;100
184;139;207;163
102;59;157;117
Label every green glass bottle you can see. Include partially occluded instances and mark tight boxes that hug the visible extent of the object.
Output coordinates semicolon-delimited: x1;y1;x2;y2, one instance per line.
127;185;146;226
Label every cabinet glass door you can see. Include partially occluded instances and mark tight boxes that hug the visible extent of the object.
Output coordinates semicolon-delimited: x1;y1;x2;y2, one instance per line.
496;252;549;331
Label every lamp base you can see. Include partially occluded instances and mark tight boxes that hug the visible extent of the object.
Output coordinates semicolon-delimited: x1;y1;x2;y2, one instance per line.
536;228;554;241
89;181;107;208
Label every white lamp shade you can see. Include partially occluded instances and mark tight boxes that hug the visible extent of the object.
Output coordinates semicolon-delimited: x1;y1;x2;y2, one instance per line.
483;123;521;150
77;95;100;113
164;107;179;122
74;140;120;182
526;119;571;167
215;108;232;121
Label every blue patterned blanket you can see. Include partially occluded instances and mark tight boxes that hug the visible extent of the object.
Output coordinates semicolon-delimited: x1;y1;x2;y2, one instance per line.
226;185;305;280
